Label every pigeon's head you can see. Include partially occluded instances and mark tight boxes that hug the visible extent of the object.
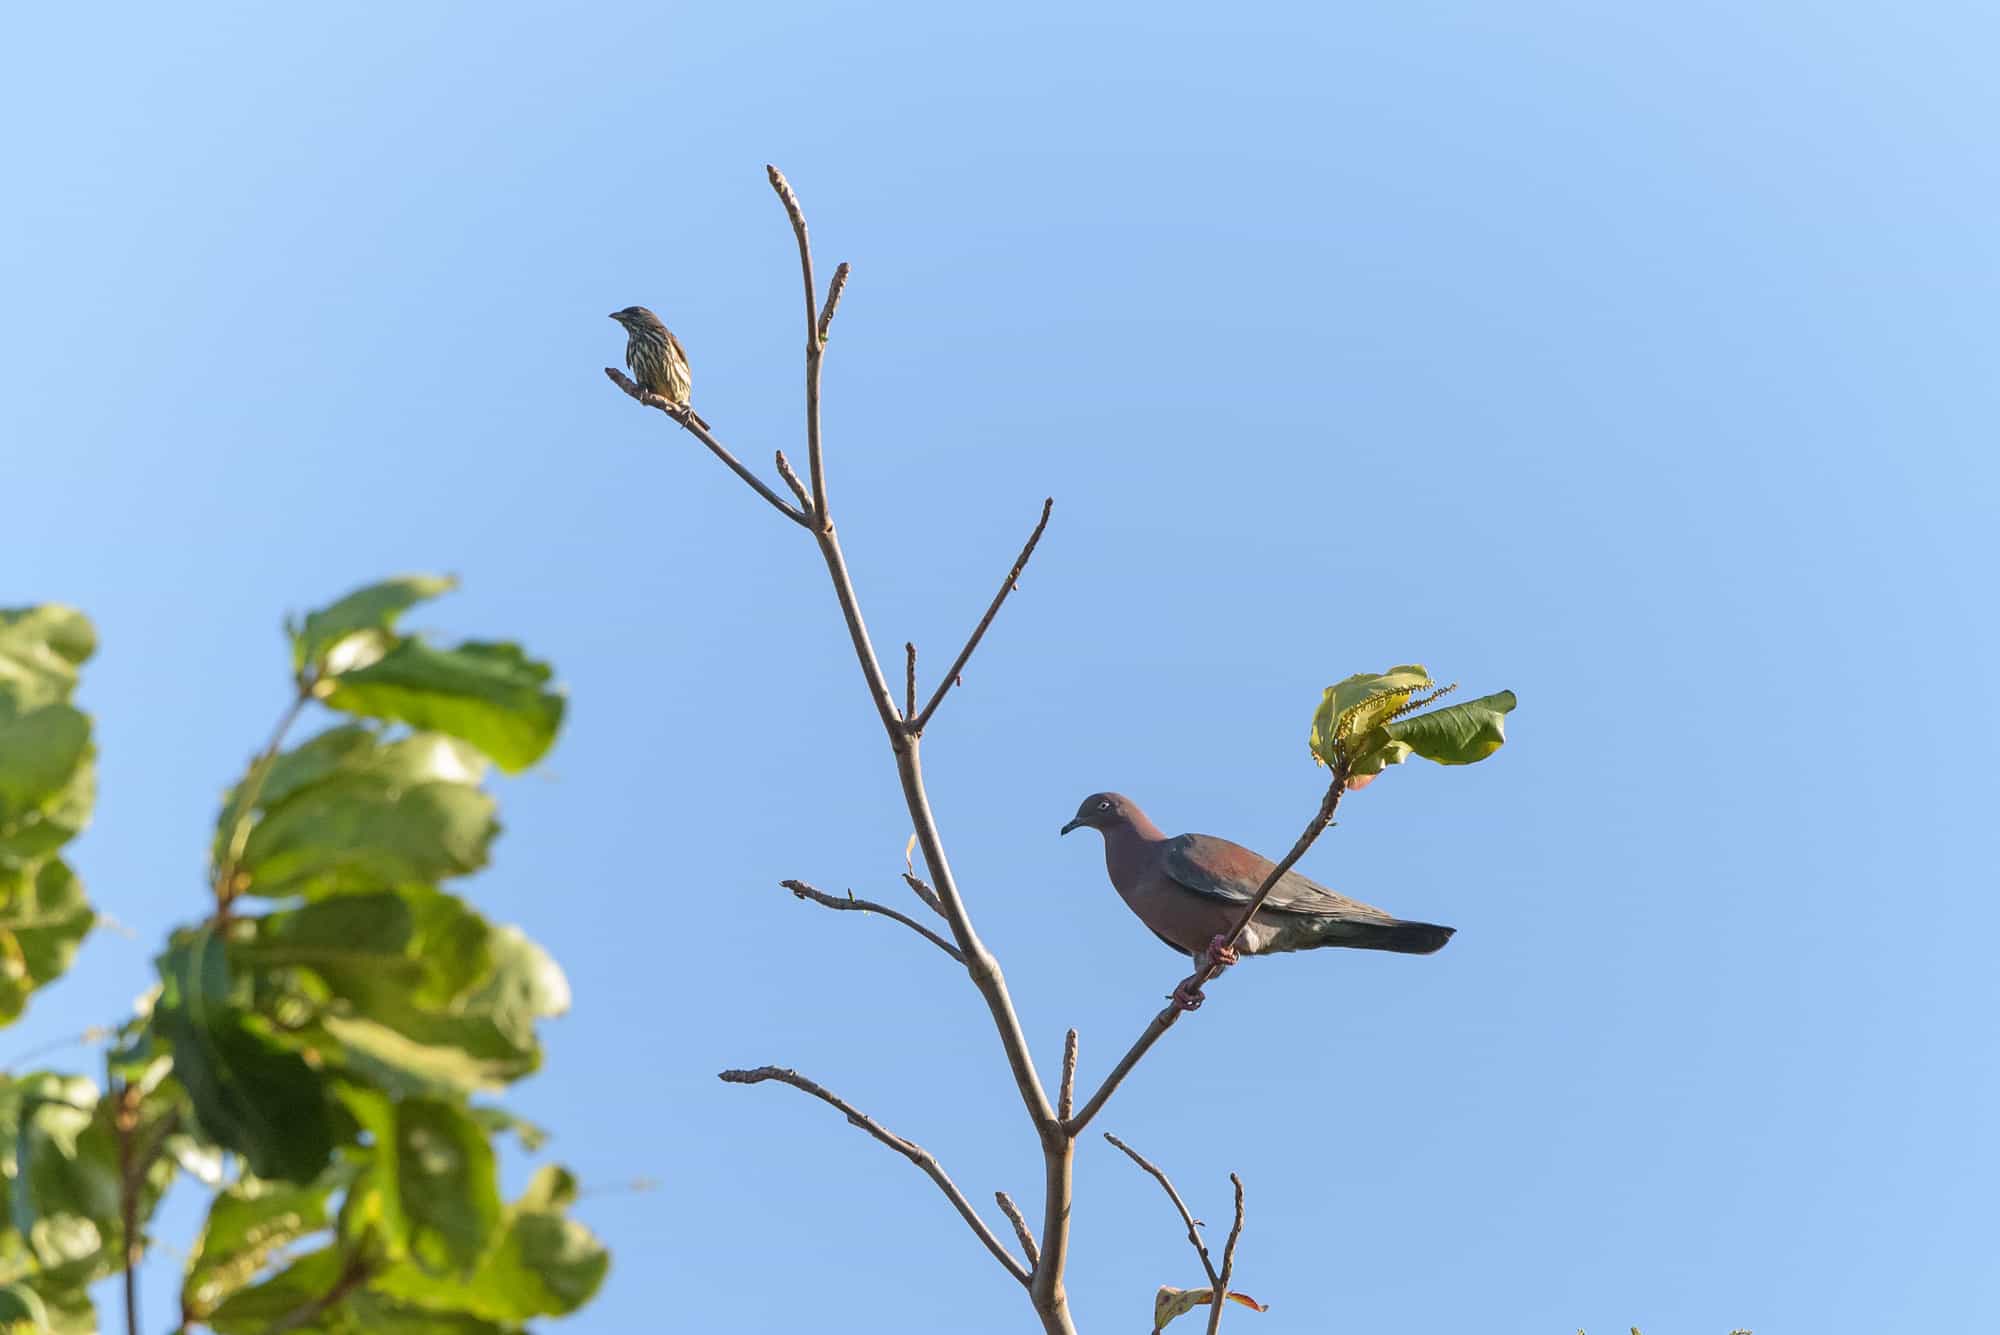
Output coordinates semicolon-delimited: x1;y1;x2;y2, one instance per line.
1061;791;1139;837
608;305;662;331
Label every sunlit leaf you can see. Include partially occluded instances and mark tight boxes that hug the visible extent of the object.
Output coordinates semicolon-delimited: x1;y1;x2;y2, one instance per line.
0;607;94;720
1152;1284;1269;1331
1308;666;1432;768
1384;690;1517;765
372;1166;608;1320
337;1089;501;1274
293;576;458;675
322;640;564;773
182;1173;336;1322
0;861;95;1025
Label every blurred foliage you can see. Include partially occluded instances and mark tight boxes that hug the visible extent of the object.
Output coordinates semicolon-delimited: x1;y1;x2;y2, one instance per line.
0;579;605;1333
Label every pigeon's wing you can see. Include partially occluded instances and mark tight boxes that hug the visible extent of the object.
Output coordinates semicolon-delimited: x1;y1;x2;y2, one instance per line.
1161;834;1401;925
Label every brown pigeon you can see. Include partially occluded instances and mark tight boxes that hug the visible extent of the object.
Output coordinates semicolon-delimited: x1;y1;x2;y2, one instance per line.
1062;791;1452;1007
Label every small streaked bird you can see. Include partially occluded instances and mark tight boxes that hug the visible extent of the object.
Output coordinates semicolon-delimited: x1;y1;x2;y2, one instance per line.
1062;792;1453;1008
610;306;709;429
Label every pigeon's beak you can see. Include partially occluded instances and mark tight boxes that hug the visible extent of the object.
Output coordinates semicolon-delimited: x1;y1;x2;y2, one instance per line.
608;313;620;321
1059;817;1083;836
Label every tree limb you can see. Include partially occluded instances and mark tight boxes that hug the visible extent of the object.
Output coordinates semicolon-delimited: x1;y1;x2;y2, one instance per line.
718;1066;1030;1286
775;450;812;514
909;497;1054;733
818;262;851;342
766;164;830;520
781;879;965;964
1206;1173;1247;1335
1103;1133;1218;1287
996;1190;1040;1269
1066;768;1350;1135
1058;1029;1078;1123
604;367;810;526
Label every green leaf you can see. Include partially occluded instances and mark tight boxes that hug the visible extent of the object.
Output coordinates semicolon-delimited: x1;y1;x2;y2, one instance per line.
1308;666;1433;768
293;576;458;674
0;707;90;825
158;931;338;1183
338;1090;501;1275
0;607;94;721
372;1167;607;1321
182;1173;336;1322
237;774;496;901
0;861;95;1025
1384;689;1518;765
322;640;564;773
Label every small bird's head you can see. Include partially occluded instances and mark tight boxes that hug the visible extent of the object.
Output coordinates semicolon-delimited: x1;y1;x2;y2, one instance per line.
1061;792;1138;837
609;305;663;332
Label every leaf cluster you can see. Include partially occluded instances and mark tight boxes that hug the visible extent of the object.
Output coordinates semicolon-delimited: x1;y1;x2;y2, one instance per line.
0;579;607;1333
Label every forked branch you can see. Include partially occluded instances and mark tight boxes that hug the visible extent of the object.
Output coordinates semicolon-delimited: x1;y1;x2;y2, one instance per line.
1067;766;1351;1135
719;1066;1031;1286
603;367;810;526
910;497;1054;733
782;879;965;964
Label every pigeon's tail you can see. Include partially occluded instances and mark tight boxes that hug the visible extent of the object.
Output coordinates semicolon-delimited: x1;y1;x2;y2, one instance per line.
1329;918;1455;955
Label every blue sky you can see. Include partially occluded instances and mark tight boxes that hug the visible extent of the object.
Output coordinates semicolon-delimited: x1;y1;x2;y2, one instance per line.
6;3;1998;1332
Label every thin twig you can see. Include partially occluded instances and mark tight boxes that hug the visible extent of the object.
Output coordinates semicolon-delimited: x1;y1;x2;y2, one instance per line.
767;165;829;520
1058;1030;1078;1123
113;1076;139;1335
776;450;812;514
904;642;918;722
1066;769;1350;1135
212;687;312;917
718;1066;1030;1286
996;1190;1040;1269
1104;1134;1218;1288
1206;1174;1247;1335
605;367;810;527
818;262;851;342
782;879;965;964
902;872;946;918
910;497;1054;733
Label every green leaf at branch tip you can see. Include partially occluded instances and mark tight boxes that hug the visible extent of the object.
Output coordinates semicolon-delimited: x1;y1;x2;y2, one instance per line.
0;606;95;721
1384;689;1517;765
1308;666;1433;768
0;705;91;829
156;931;337;1184
0;860;96;1026
322;639;565;773
293;575;459;673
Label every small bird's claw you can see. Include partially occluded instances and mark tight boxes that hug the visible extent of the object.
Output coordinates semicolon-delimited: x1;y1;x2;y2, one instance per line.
1205;935;1239;969
1170;978;1207;1012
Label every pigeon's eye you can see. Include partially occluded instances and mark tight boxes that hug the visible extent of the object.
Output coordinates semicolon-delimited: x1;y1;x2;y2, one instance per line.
1096;800;1111;811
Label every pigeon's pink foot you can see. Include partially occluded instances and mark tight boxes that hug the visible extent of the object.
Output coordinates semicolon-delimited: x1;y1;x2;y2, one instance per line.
1206;935;1239;969
1170;977;1207;1012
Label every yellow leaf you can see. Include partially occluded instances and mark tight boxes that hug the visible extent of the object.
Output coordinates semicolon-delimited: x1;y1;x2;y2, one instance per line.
1151;1285;1268;1332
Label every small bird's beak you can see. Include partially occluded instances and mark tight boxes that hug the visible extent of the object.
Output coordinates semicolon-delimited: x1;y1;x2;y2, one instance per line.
607;313;620;321
1059;818;1083;836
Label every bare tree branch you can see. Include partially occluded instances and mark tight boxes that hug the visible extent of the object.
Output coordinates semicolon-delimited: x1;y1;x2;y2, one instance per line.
604;367;810;527
1066;768;1350;1135
1206;1174;1247;1335
1104;1134;1218;1288
902;872;947;918
910;497;1055;733
782;879;965;964
775;449;812;514
818;262;851;342
996;1190;1040;1269
718;1066;1030;1286
1058;1029;1078;1123
905;642;918;721
766;164;830;520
